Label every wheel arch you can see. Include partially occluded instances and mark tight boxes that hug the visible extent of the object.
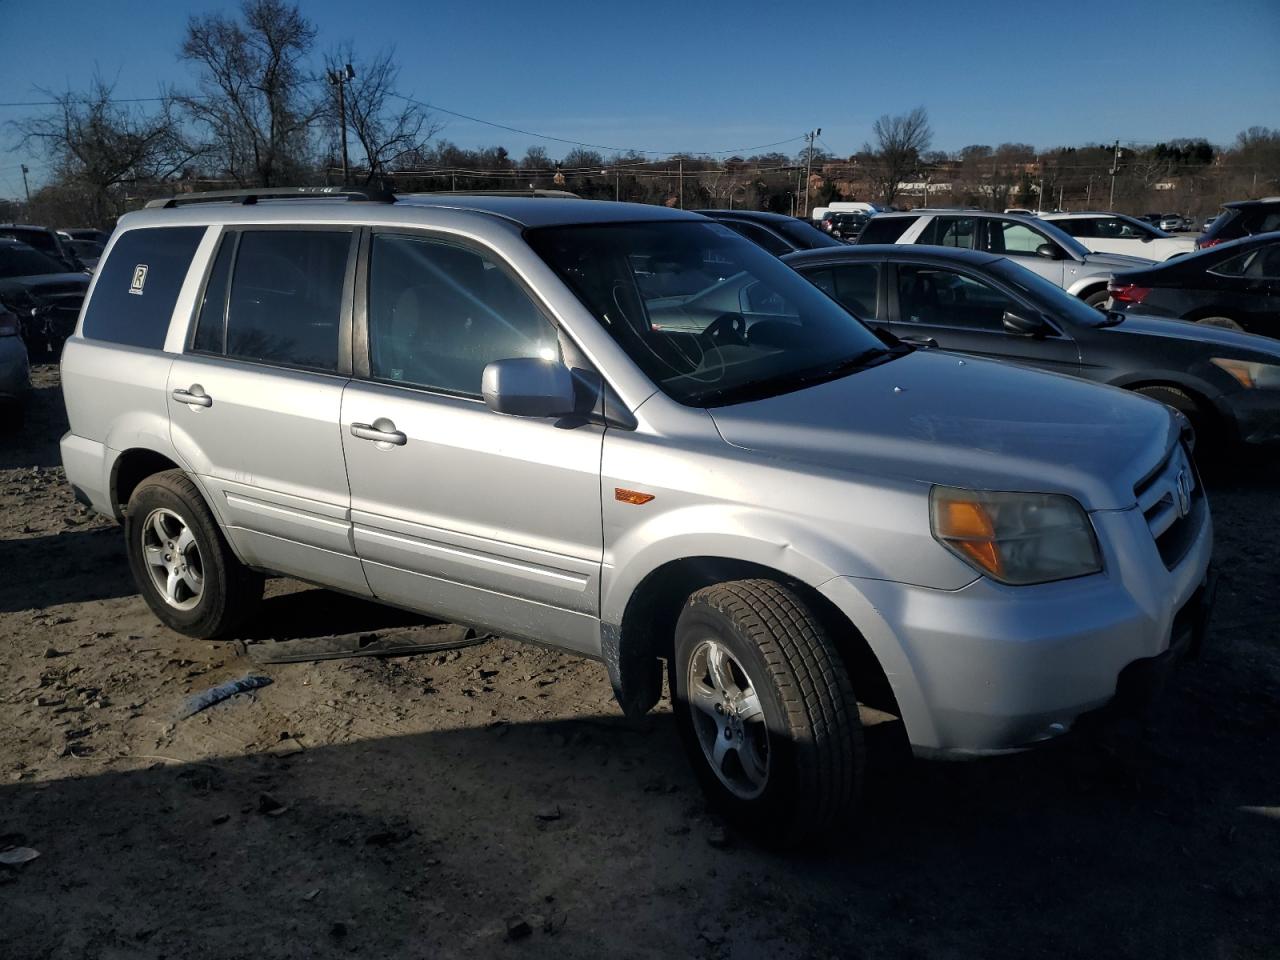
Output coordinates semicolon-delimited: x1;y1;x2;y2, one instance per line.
604;555;906;741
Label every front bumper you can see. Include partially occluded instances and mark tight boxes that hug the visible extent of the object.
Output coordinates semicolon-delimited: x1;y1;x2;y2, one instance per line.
820;498;1214;755
1222;388;1280;446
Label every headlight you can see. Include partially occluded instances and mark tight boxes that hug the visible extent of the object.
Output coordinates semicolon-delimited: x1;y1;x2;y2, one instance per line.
1210;357;1280;389
930;486;1102;586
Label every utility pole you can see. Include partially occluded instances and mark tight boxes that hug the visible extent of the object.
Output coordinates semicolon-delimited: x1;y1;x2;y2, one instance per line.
1108;139;1121;210
802;128;821;217
678;158;684;209
20;164;31;203
328;63;355;184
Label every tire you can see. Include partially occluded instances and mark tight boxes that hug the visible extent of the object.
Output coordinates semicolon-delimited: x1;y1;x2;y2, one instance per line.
670;579;863;845
1195;316;1243;332
1134;384;1212;451
124;469;263;638
1083;288;1110;310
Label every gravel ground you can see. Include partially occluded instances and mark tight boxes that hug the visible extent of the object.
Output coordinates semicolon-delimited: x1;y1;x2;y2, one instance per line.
1;364;1278;960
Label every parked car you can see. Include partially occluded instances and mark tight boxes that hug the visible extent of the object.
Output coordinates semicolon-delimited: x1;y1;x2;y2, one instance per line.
821;211;869;241
58;228;111;246
1201;214;1219;232
1042;212;1196;261
692;209;845;256
1107;232;1280;340
1159;215;1185;233
59;187;1212;843
63;238;104;271
1197;198;1280;249
0;224;86;272
0;303;30;429
1138;213;1164;225
856;209;1153;307
785;244;1280;449
0;239;91;357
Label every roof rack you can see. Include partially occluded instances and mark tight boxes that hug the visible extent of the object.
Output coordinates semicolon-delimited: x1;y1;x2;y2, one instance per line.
404;188;581;199
145;186;396;209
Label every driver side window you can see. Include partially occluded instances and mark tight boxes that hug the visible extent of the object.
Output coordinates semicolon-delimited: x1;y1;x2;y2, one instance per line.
897;264;1020;332
367;234;560;397
986;220;1049;255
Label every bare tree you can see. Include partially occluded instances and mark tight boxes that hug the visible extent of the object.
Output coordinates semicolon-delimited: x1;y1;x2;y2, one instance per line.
323;44;441;186
864;107;932;206
15;75;197;225
178;0;319;186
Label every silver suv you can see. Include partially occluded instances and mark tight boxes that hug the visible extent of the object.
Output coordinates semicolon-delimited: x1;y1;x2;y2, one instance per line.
857;209;1155;307
60;188;1214;843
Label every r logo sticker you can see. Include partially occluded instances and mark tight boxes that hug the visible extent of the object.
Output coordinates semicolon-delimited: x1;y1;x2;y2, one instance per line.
129;264;148;295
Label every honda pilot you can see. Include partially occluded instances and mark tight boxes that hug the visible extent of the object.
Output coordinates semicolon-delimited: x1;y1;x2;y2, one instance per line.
60;188;1214;843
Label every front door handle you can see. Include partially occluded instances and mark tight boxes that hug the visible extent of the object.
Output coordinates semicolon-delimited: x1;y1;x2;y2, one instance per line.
172;386;212;407
900;336;938;348
351;421;407;446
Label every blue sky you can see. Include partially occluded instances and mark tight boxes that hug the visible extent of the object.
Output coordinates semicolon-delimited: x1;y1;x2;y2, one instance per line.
1;0;1277;199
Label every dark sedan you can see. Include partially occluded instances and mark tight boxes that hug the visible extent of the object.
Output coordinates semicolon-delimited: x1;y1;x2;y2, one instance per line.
783;244;1280;450
693;209;845;257
1107;232;1280;336
0;240;91;357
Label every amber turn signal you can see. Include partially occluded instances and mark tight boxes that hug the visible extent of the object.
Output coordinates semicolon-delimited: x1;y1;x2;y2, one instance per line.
615;488;655;505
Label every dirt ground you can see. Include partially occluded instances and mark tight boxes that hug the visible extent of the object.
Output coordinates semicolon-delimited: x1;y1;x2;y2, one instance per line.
1;365;1277;960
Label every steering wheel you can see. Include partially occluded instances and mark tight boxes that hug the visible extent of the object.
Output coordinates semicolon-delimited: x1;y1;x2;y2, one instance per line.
702;312;748;347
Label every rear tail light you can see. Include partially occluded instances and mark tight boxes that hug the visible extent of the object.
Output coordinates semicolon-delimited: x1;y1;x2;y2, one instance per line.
0;311;19;337
1108;283;1151;304
1196;238;1222;250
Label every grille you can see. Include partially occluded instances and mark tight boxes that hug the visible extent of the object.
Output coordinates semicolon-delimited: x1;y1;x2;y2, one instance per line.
1133;443;1204;569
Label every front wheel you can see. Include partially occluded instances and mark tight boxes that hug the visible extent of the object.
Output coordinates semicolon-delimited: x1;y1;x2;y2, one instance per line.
670;579;863;845
124;470;263;638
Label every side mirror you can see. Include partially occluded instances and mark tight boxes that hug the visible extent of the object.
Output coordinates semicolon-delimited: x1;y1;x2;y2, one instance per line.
481;356;576;419
1003;310;1047;337
1034;243;1063;260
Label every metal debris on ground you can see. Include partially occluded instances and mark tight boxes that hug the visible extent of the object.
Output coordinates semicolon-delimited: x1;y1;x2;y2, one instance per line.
177;674;273;719
0;847;40;866
241;624;489;664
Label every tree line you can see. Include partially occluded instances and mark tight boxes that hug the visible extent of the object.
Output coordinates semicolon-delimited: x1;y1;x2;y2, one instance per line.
6;0;1278;228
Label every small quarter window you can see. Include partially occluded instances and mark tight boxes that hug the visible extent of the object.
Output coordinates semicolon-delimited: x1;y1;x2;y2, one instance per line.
81;226;206;349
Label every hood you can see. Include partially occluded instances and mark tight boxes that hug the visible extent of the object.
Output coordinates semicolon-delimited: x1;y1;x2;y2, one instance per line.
1082;251;1156;269
1108;312;1280;359
708;350;1177;511
0;273;89;308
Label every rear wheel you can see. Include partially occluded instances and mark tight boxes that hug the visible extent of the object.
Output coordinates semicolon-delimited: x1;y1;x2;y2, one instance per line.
1083;288;1110;310
670;579;863;845
1195;316;1243;332
125;470;263;638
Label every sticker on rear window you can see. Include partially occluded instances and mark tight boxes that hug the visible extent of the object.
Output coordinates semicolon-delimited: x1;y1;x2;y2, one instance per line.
129;264;148;295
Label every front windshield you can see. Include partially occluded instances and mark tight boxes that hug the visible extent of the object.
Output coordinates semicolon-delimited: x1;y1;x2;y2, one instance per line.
0;243;68;279
527;220;898;406
990;258;1115;327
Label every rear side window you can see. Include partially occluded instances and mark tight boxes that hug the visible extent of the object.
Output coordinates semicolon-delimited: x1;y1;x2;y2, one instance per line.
222;230;351;372
191;234;235;354
858;216;917;244
81;226;205;349
917;216;975;249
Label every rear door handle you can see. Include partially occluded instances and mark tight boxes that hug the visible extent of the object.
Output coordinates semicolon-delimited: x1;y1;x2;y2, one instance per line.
350;421;407;446
172;386;212;407
900;336;938;348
